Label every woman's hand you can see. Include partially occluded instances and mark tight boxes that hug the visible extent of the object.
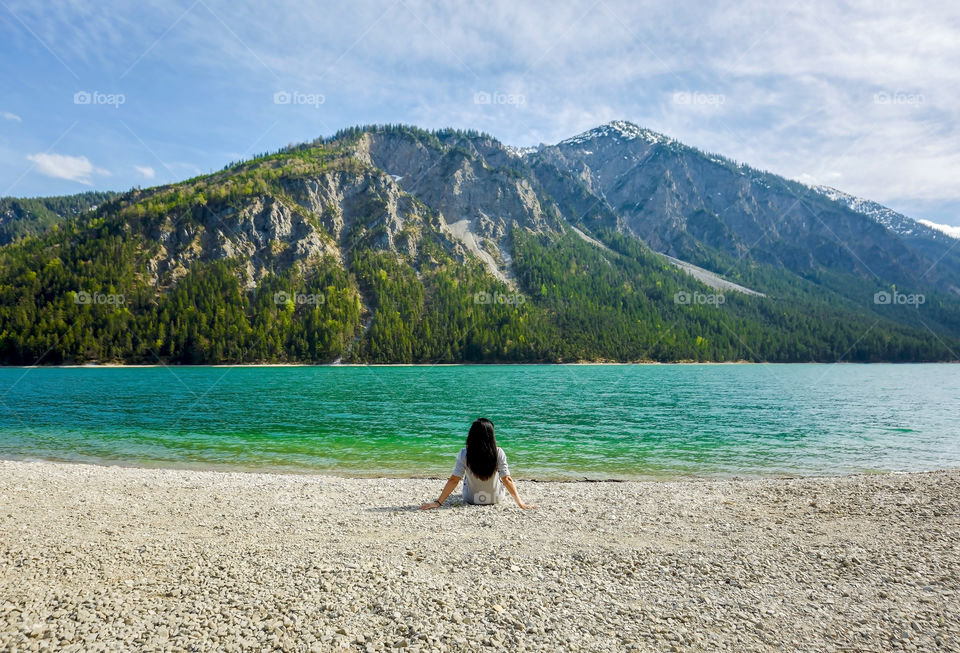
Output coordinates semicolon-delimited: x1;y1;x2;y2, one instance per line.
518;502;538;509
419;476;461;510
502;476;536;509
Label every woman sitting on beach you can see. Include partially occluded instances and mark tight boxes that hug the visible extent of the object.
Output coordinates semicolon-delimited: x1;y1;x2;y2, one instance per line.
419;418;536;510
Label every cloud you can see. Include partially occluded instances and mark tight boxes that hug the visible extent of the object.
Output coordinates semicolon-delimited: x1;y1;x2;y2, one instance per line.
918;219;960;239
2;112;22;122
134;165;155;179
4;0;960;223
26;153;109;185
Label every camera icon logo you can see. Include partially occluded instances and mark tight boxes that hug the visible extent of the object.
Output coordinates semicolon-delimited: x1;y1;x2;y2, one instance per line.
473;491;491;504
473;291;491;304
874;291;891;305
273;291;291;305
674;291;691;305
273;91;291;105
474;91;491;105
74;291;91;304
74;91;91;105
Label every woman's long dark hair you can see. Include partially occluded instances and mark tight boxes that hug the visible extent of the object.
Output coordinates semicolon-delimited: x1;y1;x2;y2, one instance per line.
466;418;497;480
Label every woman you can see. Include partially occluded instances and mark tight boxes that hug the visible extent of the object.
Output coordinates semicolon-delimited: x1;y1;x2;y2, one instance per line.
420;418;536;510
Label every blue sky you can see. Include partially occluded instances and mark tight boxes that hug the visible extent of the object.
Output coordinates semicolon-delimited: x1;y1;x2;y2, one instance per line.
2;0;959;226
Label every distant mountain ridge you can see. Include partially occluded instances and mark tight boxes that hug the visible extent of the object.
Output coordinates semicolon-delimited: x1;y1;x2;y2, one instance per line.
809;185;956;242
0;191;117;245
1;121;958;365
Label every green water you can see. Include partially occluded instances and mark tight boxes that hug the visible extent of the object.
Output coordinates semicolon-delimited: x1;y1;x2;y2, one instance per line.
0;364;957;479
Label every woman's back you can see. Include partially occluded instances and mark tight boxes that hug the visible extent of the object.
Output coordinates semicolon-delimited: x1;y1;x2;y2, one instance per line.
420;418;536;510
453;446;510;504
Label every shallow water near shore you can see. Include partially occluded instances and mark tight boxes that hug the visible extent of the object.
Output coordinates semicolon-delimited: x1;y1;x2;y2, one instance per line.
0;364;957;479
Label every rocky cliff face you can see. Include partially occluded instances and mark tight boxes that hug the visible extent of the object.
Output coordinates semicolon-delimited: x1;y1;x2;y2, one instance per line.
146;191;339;288
140;163;483;289
351;130;565;284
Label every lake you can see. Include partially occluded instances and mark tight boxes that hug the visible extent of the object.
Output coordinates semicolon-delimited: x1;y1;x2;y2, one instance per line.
0;364;957;479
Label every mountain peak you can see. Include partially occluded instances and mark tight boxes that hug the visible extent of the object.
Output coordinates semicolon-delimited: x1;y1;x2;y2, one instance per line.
557;120;675;147
604;119;643;134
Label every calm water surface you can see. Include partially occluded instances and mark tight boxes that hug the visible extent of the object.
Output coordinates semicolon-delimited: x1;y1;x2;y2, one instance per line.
0;364;956;479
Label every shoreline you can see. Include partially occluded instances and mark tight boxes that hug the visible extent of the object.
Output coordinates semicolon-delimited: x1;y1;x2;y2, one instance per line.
5;360;958;369
2;454;955;484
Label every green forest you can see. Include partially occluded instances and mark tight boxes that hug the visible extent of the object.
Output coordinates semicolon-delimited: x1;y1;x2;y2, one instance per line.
0;208;955;365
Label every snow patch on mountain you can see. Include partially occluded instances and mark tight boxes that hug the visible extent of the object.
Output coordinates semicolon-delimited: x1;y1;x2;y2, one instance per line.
808;185;938;239
558;120;677;147
504;145;541;158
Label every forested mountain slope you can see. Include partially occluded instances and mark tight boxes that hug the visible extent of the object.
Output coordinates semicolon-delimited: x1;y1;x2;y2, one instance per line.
1;123;956;364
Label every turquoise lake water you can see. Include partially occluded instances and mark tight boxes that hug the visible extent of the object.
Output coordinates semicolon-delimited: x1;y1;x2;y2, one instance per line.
0;364;957;479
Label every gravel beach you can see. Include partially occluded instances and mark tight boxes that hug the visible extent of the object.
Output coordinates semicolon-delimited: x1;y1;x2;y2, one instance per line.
1;461;958;652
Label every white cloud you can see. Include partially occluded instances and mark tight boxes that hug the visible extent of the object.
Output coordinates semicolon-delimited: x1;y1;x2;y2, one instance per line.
2;112;22;122
26;153;109;185
918;219;960;239
134;165;155;179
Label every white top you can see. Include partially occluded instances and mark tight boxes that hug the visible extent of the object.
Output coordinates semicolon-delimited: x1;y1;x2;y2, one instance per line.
452;447;510;504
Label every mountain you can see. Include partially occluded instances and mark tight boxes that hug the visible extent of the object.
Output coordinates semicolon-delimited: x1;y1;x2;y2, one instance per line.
0;191;117;245
535;121;960;296
1;122;958;365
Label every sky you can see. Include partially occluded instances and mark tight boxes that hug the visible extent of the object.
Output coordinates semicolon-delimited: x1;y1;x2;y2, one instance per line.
2;0;959;226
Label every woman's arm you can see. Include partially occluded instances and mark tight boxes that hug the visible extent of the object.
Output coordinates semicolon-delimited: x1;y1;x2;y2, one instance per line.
419;475;461;510
502;475;537;509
